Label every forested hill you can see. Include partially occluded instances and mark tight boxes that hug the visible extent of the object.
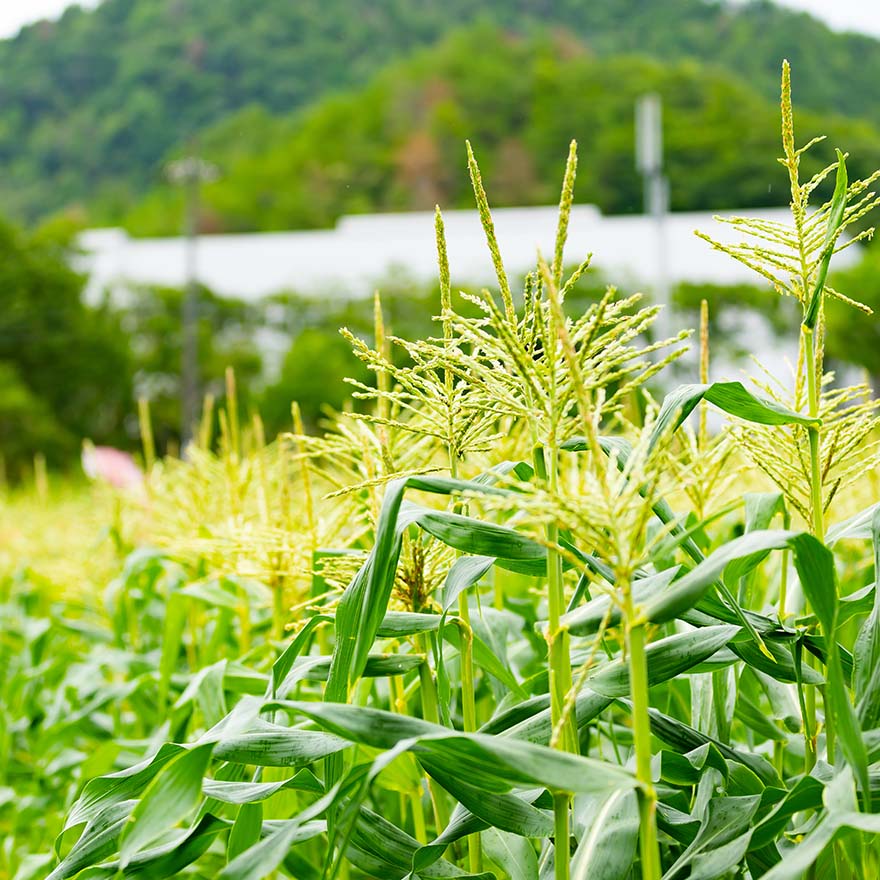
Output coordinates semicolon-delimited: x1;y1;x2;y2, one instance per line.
122;26;880;235
1;0;879;228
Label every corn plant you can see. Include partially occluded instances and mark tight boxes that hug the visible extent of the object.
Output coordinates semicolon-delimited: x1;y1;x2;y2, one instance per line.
44;64;880;880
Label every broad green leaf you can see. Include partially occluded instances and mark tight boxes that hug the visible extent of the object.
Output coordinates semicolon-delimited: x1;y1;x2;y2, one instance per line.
377;611;443;638
749;776;823;851
173;660;228;727
802;149;848;329
588;625;739;697
220;821;326;880
827;501;880;544
270;614;333;697
220;776;351;880
854;506;880;727
121;814;227;879
62;743;186;835
643;529;832;628
441;555;496;611
570;790;638;880
430;762;552;837
640;705;779;786
212;728;351;766
662;794;760;880
48;803;131;880
724;491;786;584
648;382;819;451
349;807;492;879
760;769;880;880
268;701;636;797
483;828;539;880
559;568;679;636
229;803;263;861
120;742;215;867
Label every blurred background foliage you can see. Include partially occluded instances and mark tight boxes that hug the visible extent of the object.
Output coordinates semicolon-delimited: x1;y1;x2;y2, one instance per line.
3;0;880;228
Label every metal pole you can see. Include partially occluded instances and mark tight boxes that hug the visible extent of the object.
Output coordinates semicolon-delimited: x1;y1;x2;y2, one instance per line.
181;170;200;447
166;156;218;448
635;94;670;337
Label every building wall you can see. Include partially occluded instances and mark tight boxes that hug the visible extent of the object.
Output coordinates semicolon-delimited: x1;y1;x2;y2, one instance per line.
78;204;851;303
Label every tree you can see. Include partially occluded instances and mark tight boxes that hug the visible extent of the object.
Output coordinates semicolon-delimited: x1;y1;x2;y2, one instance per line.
0;218;133;477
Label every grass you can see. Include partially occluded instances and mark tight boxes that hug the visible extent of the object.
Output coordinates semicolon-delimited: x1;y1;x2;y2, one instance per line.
4;63;880;880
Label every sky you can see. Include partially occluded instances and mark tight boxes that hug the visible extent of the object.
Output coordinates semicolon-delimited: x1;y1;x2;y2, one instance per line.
0;0;879;39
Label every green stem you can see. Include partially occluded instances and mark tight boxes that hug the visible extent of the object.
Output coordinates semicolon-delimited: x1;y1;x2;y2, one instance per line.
390;674;426;843
416;635;450;834
272;583;286;642
539;444;576;880
554;792;571;880
803;326;823;539
802;324;832;770
458;605;482;872
446;450;482;872
626;600;661;880
493;567;505;611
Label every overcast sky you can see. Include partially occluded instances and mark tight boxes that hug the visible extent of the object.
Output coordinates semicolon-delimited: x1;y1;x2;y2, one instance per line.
0;0;879;39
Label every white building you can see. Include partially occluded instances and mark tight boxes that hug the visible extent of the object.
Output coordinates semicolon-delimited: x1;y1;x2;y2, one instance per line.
78;204;854;303
78;204;861;385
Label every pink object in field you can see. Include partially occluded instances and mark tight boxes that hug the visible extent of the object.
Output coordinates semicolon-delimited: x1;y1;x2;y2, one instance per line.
81;443;144;490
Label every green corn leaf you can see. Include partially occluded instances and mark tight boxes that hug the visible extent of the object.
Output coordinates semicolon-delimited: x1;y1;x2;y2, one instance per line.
827;501;880;544
638;705;780;786
266;701;637;797
570;790;639;880
377;611;443;638
48;803;132;880
749;776;824;851
803;149;848;330
724;492;786;584
441;555;496;611
203;769;320;804
120;813;228;879
587;625;740;698
654;744;729;787
350;806;493;879
730;637;824;686
62;743;186;837
559;568;679;636
271;614;333;697
483;827;540;880
648;382;820;451
760;769;880;880
854;506;880;727
119;742;215;867
412;805;489;872
662;795;761;880
220;819;327;880
425;762;554;838
212;728;351;767
643;529;832;627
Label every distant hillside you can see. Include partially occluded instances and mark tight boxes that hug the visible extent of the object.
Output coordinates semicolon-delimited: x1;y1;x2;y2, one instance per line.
120;26;880;235
1;0;879;227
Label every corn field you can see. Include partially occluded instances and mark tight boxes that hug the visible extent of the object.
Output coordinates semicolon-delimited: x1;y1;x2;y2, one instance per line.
5;63;880;880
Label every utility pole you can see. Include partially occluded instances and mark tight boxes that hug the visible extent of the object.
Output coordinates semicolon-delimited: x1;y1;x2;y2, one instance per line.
166;155;218;446
635;93;671;335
